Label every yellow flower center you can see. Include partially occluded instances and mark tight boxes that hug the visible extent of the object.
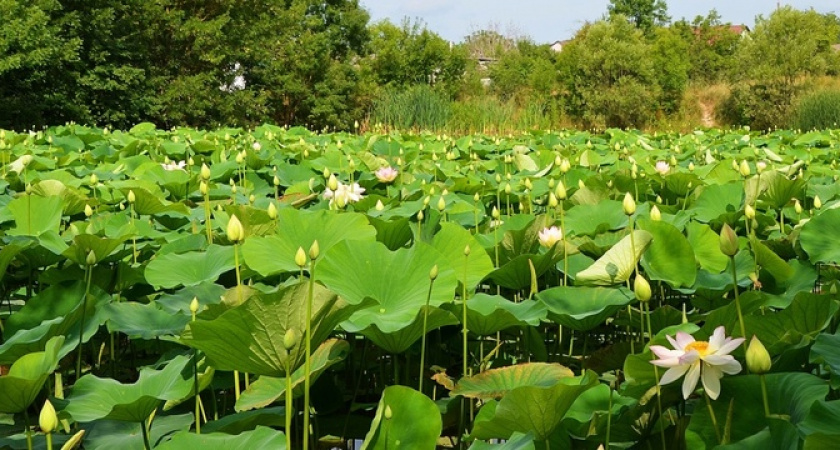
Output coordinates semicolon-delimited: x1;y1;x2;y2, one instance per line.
685;341;710;356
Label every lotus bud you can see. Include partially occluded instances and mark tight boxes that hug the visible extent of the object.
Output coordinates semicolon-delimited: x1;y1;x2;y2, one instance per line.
235;152;245;164
473;192;480;202
746;336;771;374
504;183;511;194
295;247;307;268
189;297;200;314
495;173;501;183
634;274;652;302
739;160;751;177
249;194;256;204
226;215;244;242
231;183;237;194
794;199;803;214
384;405;393;420
39;399;58;434
273;175;280;187
656;195;663;204
719;223;738;257
688;162;695;172
283;329;298;351
348;159;355;171
200;181;208;195
492;206;500;220
327;174;338;191
555;181;567;200
201;163;211;180
429;264;439;281
554;154;562;166
86;250;97;266
548;179;555;188
84;204;93;217
548;193;558;208
437;196;446;212
464;245;471;257
623;193;636;215
309;240;320;260
417;210;424;221
524;178;532;190
745;204;756;220
814;195;822;210
732;159;739;171
375;200;385;211
89;173;98;185
560;159;571;173
430;187;436;196
650;205;661;221
267;202;277;219
576;179;584;190
756;161;766;173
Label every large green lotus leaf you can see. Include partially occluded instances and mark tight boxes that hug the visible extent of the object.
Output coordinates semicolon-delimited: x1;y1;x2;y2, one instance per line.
810;332;840;380
361;385;442;450
367;216;413;250
575;231;652;286
235;339;350;411
638;219;697;288
241;208;376;277
563;200;628;237
356;306;458;354
83;413;194;450
469;371;599;442
118;187;189;215
430;222;495;291
181;283;355;377
0;282;110;364
145;245;234;289
31;179;87;216
318;240;457;333
61;234;127;266
216;205;274;239
751;237;793;283
759;172;806;210
486;250;566;290
805;433;840;450
562;383;637;438
536;286;635;331
156;426;286;450
103;302;190;339
716;419;800;450
452;363;575;400
800;208;840;264
744;292;837;353
0;336;63;414
693;183;743;223
442;294;546;336
688;373;828;449
800;400;840;439
6;195;63;236
65;354;193;423
686;222;729;273
468;432;535;450
201;406;285;434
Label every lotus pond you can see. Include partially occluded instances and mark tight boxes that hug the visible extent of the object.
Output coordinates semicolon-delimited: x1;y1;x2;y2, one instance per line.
2;124;840;449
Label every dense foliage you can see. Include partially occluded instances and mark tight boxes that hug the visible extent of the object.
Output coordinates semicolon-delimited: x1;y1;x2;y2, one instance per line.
3;124;840;448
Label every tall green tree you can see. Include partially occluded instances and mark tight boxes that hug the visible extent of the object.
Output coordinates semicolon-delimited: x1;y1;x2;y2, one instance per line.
672;10;742;83
607;0;670;32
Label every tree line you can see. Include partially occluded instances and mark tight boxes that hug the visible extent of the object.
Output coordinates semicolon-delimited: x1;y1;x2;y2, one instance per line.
1;0;839;131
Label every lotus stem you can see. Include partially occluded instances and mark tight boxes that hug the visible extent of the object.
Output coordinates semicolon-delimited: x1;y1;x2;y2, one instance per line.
45;432;52;450
760;374;771;418
23;407;32;450
286;359;293;450
141;419;151;450
705;392;722;444
204;192;213;244
76;264;93;381
419;274;436;393
303;260;317;450
730;256;747;346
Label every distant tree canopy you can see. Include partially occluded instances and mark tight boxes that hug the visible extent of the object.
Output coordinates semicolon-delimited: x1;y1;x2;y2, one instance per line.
608;0;670;32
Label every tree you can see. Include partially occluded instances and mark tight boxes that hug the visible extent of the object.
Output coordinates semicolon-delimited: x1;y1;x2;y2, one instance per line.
607;0;670;32
672;10;742;83
650;27;690;113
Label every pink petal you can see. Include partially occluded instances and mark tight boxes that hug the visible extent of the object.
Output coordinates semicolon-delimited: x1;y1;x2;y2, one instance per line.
651;358;683;368
675;332;695;350
716;338;745;356
651;345;683;360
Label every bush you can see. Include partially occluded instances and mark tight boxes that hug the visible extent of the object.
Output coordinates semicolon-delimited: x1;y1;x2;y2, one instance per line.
795;90;840;130
370;84;451;131
718;81;801;130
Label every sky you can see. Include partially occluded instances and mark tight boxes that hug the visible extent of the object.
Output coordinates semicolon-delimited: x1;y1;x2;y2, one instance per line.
359;1;839;44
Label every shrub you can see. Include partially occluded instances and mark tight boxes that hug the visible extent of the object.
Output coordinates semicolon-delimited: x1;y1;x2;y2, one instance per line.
795;89;840;130
718;81;801;130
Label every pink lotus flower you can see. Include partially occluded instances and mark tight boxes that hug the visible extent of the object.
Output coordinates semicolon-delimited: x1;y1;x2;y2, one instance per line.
538;226;563;248
650;326;744;400
655;160;670;176
375;166;398;183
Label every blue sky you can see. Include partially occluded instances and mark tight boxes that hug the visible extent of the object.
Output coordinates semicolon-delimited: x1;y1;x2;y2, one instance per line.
359;1;839;44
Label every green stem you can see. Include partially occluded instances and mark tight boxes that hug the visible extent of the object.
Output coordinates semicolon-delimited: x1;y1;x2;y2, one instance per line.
560;206;567;286
204;193;213;244
646;301;668;450
141;419;152;450
730;256;748;346
419;277;436;393
286;360;293;450
45;433;52;450
76;265;93;381
705;392;722;444
24;407;32;450
462;254;469;379
760;374;771;418
193;351;200;434
605;381;613;450
303;261;317;450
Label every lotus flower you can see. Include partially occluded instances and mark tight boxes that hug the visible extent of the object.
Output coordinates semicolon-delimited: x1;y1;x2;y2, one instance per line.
538;226;563;248
655;160;670;176
650;326;744;400
375;166;398;183
323;181;365;208
161;160;187;171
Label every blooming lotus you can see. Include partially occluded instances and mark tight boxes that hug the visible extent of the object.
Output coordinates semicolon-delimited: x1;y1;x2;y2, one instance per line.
323;181;365;208
375;166;399;183
538;226;563;248
650;326;744;400
161;160;187;171
655;160;670;176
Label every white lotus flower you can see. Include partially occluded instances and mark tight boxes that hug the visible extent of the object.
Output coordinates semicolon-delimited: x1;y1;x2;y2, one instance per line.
323;181;365;208
650;326;744;400
161;160;187;171
538;226;563;248
655;160;670;175
375;166;398;183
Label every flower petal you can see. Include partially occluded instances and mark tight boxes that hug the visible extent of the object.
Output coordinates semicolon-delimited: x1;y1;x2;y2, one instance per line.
679;351;700;365
682;362;701;400
659;364;690;386
651;358;683;368
675;332;695;350
716;337;745;356
708;326;726;351
702;364;723;400
651;345;684;360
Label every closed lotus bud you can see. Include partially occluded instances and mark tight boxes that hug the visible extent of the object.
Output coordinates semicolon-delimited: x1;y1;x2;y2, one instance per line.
348;159;356;171
548;179;555;188
634;274;652;302
504;183;511;194
384;405;393;420
335;193;347;208
746;336;772;374
473;192;480;202
39;399;58;434
295;247;307;268
732;159;739;171
623;192;636;215
417;210;424;221
492;206;500;219
235;152;245;164
283;329;298;351
578;179;585;190
524;178;532;190
309;240;320;260
756;161;767;173
200;181;208;195
375;199;385;211
249;194;256;204
89;173;98;185
555;181;567;200
554;154;562;166
437;196;446;211
322;167;331;179
201;163;211;180
548;193;558;208
688;162;695;172
429;264;438;281
189;297;199;314
273;175;280;186
794;199;803;214
86;250;97;266
464;245;471;256
745;204;756;220
739;160;751;177
560;158;571;173
814;195;822;210
226;215;244;242
650;205;661;221
84;204;93;217
719;223;738;257
327;174;338;191
495;173;501;183
127;190;136;204
267;202;277;219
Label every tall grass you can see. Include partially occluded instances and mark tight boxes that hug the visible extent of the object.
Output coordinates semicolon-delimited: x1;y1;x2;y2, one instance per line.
370;85;451;131
795;89;840;130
